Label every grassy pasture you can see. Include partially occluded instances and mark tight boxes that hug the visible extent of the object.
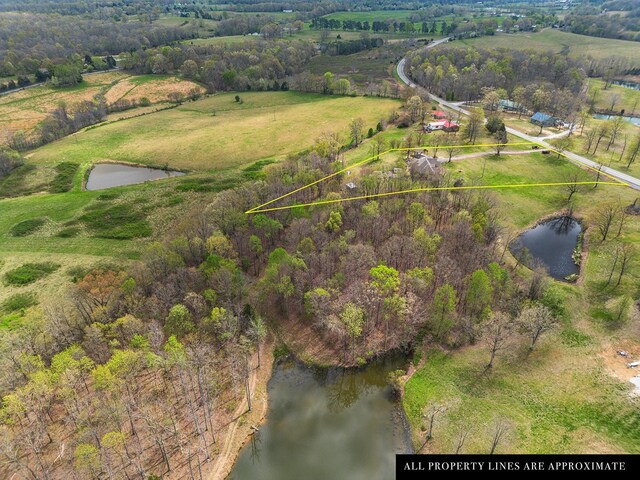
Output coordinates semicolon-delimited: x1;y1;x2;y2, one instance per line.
0;71;203;142
323;10;418;22
461;28;640;65
28;91;402;171
588;78;640;115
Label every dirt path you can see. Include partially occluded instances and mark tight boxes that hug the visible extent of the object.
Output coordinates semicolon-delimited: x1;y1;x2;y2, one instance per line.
449;149;539;161
206;336;275;480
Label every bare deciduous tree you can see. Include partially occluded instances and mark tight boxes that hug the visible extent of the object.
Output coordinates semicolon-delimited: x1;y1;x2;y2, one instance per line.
482;312;514;369
517;304;558;351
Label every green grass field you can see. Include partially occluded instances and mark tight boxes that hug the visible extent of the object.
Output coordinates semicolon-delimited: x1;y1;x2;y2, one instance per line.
588;78;640;114
323;10;418;22
462;28;640;65
29;91;402;171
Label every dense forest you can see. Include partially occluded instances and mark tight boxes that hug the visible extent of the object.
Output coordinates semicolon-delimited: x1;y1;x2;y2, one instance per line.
406;45;586;118
562;1;640;41
120;39;315;90
0;13;196;76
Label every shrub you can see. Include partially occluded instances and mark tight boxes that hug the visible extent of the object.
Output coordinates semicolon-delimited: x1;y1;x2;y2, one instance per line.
3;262;60;286
79;204;151;239
9;218;46;237
56;226;80;238
1;293;38;312
50;162;80;193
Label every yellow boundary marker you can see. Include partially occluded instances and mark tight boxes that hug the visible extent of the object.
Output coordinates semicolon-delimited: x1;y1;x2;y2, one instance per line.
245;142;628;214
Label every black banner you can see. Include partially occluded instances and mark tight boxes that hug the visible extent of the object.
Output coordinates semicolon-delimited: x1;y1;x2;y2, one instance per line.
397;454;639;478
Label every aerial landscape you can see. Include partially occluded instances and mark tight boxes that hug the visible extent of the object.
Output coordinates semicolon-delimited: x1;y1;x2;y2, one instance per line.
1;0;640;478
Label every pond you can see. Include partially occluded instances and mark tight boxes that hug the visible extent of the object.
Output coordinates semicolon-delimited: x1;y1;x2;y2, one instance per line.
228;354;412;480
612;79;640;91
510;216;582;281
85;163;184;190
593;113;640;127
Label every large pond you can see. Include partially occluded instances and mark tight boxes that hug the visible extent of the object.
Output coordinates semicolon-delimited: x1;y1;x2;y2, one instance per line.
228;354;412;480
85;163;184;190
593;113;640;127
510;216;582;281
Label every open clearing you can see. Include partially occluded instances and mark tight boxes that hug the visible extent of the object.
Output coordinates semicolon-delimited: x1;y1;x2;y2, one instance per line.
29;91;402;171
0;71;203;142
462;29;640;65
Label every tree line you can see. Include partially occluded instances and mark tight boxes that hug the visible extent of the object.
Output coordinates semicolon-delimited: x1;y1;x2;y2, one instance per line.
406;45;586;108
0;12;197;77
562;4;640;42
120;39;316;93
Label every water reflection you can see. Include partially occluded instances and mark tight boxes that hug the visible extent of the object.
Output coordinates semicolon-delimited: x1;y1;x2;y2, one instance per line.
229;354;412;480
509;216;582;280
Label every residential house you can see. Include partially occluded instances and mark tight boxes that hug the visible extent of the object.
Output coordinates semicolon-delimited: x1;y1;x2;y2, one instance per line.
530;112;557;128
499;99;525;113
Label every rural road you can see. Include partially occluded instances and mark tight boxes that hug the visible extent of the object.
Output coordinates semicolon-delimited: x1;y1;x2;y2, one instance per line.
397;50;640;190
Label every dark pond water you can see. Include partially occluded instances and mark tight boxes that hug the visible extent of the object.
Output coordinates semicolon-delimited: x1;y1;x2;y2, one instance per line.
85;163;184;190
510;216;582;280
593;113;640;127
228;354;412;480
612;80;640;91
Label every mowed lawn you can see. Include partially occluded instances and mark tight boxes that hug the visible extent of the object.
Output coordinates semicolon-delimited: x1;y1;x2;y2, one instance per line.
462;28;640;65
29;91;402;171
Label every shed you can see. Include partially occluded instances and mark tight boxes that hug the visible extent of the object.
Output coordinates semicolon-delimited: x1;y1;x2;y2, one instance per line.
433;110;447;119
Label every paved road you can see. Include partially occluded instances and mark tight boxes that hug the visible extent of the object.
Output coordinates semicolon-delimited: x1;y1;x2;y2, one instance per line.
397;53;640;190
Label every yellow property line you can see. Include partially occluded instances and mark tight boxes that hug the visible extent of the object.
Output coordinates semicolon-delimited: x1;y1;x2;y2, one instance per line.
249;182;623;213
245;141;628;214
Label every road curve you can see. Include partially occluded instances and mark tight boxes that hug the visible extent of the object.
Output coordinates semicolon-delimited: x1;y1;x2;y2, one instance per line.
396;51;640;190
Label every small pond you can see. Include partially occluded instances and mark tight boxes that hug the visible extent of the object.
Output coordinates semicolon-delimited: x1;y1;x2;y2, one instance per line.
228;354;412;480
593;113;640;127
612;79;640;91
510;216;582;281
85;163;184;190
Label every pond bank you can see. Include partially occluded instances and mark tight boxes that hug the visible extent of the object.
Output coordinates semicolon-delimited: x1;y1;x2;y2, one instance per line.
84;160;186;190
206;335;275;480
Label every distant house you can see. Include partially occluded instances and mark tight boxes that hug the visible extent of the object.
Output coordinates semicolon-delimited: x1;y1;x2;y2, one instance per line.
499;99;525;113
433;110;447;119
425;120;460;132
530;112;556;127
425;121;445;131
442;120;460;132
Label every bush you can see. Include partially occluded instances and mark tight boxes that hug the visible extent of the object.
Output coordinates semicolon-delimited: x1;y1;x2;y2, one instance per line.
79;204;151;239
50;162;80;193
56;226;80;238
3;262;60;286
9;218;46;237
1;293;38;312
485;115;505;134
